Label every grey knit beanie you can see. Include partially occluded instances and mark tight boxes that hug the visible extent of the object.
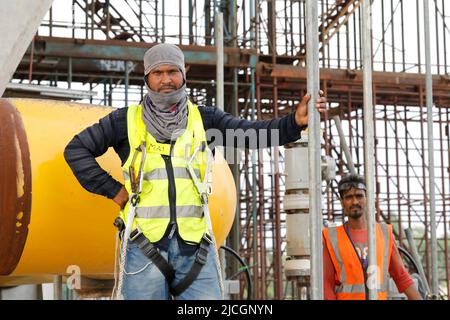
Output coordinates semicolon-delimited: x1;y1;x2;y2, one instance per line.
143;43;186;80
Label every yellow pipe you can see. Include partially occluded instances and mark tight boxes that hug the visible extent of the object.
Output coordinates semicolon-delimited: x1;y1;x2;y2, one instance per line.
0;98;236;280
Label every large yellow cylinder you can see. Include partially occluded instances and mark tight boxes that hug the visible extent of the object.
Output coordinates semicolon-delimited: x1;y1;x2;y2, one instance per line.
0;98;236;280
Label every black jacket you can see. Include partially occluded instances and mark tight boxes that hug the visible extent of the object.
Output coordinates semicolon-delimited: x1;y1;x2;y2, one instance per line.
64;105;305;200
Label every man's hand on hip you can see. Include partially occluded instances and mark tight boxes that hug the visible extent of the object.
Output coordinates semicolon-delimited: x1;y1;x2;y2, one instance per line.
113;186;129;209
295;90;327;127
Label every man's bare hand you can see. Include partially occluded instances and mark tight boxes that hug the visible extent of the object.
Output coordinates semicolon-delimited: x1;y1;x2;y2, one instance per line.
113;186;129;209
295;90;327;127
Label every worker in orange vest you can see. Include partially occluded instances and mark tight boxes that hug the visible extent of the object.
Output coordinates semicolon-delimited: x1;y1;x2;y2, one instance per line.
322;174;422;300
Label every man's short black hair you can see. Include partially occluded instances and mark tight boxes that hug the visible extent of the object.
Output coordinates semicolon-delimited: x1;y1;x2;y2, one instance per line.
338;174;366;198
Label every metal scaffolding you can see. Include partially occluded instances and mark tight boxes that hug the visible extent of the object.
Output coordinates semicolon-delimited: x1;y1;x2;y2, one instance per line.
7;0;450;300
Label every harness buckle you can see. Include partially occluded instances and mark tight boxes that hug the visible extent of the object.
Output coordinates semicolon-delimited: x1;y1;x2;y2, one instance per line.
143;245;159;259
195;233;212;266
200;193;208;205
129;226;143;242
196;248;208;266
202;233;213;245
130;194;140;206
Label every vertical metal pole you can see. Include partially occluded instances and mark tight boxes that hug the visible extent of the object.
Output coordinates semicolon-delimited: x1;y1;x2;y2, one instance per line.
384;105;391;222
423;0;439;298
333;116;356;175
381;0;386;71
306;0;323;300
162;0;165;43
284;0;288;54
355;107;361;170
54;275;62;300
416;0;422;73
443;0;448;75
189;0;194;44
361;0;377;300
49;5;53;37
353;6;358;69
268;0;282;300
438;105;450;297
404;107;412;230
179;0;182;44
251;0;261;298
109;78;113;106
139;0;142;39
124;61;129;108
272;80;282;300
91;0;95;39
400;0;406;71
103;82;107;106
394;99;403;246
290;0;294;55
228;0;240;296
216;11;224;111
372;86;380;223
251;72;258;298
205;0;212;45
106;0;110;40
434;0;440;74
419;86;431;281
445;108;450;299
89;82;93;104
28;37;35;83
72;0;76;39
405;228;432;296
85;0;89;39
68;57;72;89
256;72;267;299
155;0;159;42
390;0;396;72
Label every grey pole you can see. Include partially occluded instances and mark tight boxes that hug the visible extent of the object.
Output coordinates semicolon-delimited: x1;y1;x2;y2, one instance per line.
306;0;323;300
249;1;259;299
215;11;224;111
332;116;356;175
124;60;129;108
53;275;62;300
361;0;377;300
68;57;72;89
405;228;432;296
423;0;439;297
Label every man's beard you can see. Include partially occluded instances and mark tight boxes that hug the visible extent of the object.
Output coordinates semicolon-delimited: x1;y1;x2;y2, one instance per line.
346;205;364;219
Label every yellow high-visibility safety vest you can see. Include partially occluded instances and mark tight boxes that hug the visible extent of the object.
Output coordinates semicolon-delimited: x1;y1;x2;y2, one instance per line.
120;101;209;244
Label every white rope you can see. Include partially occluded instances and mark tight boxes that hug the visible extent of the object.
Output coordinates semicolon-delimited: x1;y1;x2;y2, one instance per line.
203;203;225;299
111;230;120;299
114;143;146;300
114;203;137;299
187;146;225;299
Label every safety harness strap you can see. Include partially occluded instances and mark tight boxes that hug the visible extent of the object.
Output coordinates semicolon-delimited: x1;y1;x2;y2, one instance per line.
129;228;175;285
127;227;211;297
170;233;212;296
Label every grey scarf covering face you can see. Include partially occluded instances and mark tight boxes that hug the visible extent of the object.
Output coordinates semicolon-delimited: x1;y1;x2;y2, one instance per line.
142;84;189;142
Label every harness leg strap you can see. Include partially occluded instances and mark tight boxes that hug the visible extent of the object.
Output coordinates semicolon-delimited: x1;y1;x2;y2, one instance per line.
126;228;212;297
170;233;212;297
129;229;175;285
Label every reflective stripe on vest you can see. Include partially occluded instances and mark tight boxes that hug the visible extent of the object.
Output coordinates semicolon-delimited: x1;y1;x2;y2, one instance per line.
328;227;347;285
123;167;200;181
120;101;208;244
380;223;390;293
324;223;393;300
135;205;203;219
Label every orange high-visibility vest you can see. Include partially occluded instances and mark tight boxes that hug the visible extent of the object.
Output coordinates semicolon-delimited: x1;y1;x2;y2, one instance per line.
323;223;393;300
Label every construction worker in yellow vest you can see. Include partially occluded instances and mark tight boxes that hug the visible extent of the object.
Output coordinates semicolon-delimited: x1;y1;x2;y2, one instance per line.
65;43;327;300
322;174;422;300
